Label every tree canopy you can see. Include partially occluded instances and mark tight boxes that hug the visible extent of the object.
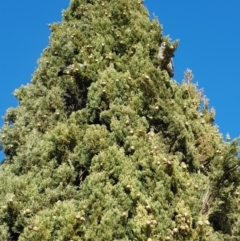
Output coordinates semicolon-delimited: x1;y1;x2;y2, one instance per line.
0;0;240;240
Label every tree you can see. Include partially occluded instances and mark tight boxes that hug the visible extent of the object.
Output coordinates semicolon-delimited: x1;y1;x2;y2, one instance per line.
0;0;239;240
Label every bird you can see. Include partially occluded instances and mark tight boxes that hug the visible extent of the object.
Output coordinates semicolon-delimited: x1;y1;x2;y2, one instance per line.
166;58;174;78
158;42;166;60
57;63;84;76
158;42;174;77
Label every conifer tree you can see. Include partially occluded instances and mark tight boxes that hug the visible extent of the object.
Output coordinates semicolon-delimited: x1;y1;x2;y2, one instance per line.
0;0;240;240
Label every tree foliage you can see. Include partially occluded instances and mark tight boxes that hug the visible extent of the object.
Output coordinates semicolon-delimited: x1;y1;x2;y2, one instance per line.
0;0;240;240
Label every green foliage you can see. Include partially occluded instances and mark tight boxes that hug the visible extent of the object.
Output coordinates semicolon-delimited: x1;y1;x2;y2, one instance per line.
0;0;240;240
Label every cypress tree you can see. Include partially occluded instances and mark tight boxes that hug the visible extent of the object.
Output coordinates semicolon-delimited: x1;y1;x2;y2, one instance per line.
0;0;239;240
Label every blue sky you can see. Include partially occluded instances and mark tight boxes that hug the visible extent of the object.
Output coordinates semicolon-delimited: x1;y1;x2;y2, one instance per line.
0;1;239;160
144;1;240;141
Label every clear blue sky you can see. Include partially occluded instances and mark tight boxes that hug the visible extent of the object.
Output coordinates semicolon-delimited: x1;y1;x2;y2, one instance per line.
0;1;239;161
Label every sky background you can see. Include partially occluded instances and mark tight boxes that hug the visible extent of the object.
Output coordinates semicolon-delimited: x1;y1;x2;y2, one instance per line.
0;1;239;161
